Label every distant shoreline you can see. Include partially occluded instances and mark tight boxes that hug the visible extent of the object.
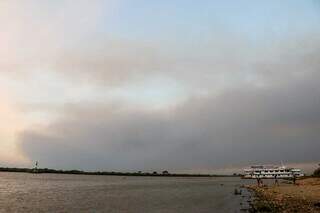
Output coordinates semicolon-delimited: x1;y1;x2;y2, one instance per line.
0;167;238;177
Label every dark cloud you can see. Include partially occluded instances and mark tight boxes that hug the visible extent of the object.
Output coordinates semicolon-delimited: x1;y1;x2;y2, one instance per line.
19;68;320;171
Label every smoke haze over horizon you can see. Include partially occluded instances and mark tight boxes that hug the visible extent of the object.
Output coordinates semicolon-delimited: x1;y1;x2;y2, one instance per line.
0;0;319;173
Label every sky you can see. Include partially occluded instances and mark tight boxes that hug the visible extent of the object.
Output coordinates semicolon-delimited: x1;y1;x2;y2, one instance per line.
0;0;319;174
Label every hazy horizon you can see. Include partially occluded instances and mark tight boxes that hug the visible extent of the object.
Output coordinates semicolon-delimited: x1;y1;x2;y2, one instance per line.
0;0;319;173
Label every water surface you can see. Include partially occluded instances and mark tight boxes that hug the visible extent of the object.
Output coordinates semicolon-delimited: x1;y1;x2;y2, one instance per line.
0;172;253;212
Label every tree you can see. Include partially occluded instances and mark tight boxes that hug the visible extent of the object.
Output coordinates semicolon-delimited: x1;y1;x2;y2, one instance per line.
162;170;169;175
313;164;320;177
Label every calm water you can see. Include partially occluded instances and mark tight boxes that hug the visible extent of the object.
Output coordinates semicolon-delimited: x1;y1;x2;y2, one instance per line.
0;172;254;213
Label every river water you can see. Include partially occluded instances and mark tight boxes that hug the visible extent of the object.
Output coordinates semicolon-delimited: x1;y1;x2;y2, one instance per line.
0;172;255;212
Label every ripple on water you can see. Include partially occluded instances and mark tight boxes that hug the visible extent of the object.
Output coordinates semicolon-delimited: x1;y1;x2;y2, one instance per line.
0;173;255;213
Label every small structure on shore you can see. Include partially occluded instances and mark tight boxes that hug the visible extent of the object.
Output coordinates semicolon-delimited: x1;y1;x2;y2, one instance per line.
32;161;39;173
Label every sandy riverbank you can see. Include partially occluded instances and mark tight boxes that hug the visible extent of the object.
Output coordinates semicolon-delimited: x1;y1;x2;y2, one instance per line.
246;177;320;212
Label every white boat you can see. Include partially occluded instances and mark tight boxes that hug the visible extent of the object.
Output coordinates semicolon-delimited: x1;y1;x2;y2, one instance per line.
243;165;304;179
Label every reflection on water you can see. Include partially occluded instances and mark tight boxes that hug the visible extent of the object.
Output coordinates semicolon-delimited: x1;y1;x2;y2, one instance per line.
0;172;254;213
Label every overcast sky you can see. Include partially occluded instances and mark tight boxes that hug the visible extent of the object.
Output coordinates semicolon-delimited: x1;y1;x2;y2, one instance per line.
0;0;319;173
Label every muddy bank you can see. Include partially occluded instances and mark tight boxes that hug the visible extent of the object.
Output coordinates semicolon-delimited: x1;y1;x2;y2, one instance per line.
246;177;320;212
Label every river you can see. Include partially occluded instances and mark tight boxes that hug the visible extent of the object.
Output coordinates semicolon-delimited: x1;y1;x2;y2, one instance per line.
0;172;255;212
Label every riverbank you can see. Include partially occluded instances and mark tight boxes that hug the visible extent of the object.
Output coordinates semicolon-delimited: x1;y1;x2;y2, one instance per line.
246;177;320;212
